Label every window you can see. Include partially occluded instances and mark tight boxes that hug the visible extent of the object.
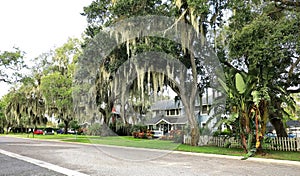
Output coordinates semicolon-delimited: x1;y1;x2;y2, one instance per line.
170;109;176;115
202;105;208;114
166;109;179;116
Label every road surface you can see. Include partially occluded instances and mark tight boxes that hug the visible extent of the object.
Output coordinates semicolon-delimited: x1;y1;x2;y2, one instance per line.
0;136;300;176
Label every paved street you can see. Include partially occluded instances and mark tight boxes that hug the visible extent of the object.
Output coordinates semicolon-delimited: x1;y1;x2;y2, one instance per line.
0;136;300;176
0;153;64;176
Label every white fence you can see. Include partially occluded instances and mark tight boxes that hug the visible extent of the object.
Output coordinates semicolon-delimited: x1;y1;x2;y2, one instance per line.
183;135;300;152
269;137;300;151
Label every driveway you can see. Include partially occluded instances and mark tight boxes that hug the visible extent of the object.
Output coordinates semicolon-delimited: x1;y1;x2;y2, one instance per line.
0;136;300;176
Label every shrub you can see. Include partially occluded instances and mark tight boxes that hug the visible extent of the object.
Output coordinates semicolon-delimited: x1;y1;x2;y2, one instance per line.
130;125;147;133
213;129;232;137
116;125;131;136
86;123;102;136
132;131;152;139
170;130;183;143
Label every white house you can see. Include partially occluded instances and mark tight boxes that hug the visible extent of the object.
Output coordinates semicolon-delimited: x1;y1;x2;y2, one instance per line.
145;94;217;135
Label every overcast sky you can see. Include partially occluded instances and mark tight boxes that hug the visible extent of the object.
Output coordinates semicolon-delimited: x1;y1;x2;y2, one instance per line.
0;0;93;97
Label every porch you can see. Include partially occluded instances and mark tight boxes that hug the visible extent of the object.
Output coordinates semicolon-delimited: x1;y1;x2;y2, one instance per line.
146;116;187;135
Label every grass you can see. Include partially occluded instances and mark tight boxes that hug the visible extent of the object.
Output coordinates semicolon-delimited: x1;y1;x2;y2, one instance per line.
66;136;180;150
6;133;180;150
256;150;300;161
176;145;245;156
7;133;88;140
4;133;300;162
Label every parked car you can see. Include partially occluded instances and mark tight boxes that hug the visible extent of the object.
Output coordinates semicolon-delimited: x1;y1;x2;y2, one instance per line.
265;132;277;138
152;130;163;138
67;129;76;134
288;133;296;138
56;129;64;134
33;129;43;135
44;128;54;135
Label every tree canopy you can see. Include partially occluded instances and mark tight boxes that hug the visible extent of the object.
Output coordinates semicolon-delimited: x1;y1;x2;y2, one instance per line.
1;0;299;156
0;48;26;83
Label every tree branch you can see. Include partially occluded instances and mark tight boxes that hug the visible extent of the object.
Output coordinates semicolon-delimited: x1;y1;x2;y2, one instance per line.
0;78;11;83
288;88;300;93
289;56;300;75
274;0;300;7
163;9;188;36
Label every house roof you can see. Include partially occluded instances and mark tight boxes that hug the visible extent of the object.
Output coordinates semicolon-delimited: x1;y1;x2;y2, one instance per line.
145;115;188;125
151;100;182;111
286;120;300;127
266;120;300;130
151;95;214;111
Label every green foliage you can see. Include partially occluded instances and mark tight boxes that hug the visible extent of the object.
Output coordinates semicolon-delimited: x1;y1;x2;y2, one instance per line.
58;123;65;129
235;73;246;94
213;129;232;137
1;38;82;133
0;99;7;133
0;47;27;83
130;124;147;133
86;123;102;136
41;72;72;109
173;133;183;143
217;1;300;154
39;38;82;130
80;0;231;147
69;120;80;130
169;130;183;143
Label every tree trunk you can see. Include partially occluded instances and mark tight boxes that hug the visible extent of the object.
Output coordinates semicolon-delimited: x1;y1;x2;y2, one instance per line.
260;100;268;136
269;99;287;137
269;118;287;137
255;107;263;154
240;133;248;153
191;127;200;146
99;108;107;124
64;120;69;134
240;116;248;153
183;101;199;146
120;90;127;125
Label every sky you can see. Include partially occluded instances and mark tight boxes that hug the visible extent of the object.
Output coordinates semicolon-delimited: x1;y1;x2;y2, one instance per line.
0;0;93;97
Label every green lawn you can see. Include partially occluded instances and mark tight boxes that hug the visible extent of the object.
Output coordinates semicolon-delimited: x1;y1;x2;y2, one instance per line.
4;133;300;162
176;145;245;156
7;133;88;140
66;136;180;150
256;150;300;161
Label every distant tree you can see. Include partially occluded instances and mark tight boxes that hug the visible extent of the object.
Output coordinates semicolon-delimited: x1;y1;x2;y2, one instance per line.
40;38;82;134
2;79;47;133
0;47;27;83
2;39;82;134
0;98;7;133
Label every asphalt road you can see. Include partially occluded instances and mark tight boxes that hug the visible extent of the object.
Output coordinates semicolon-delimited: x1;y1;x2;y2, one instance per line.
0;153;64;176
0;136;300;176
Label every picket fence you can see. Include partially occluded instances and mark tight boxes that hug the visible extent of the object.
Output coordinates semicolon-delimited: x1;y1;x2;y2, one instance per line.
269;137;300;151
183;135;300;152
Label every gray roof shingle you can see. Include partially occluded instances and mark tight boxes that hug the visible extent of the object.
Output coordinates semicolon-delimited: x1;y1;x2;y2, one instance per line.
145;114;188;125
286;120;300;127
151;100;182;111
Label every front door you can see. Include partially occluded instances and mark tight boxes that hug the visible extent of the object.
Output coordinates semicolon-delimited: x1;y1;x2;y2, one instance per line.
160;124;169;135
